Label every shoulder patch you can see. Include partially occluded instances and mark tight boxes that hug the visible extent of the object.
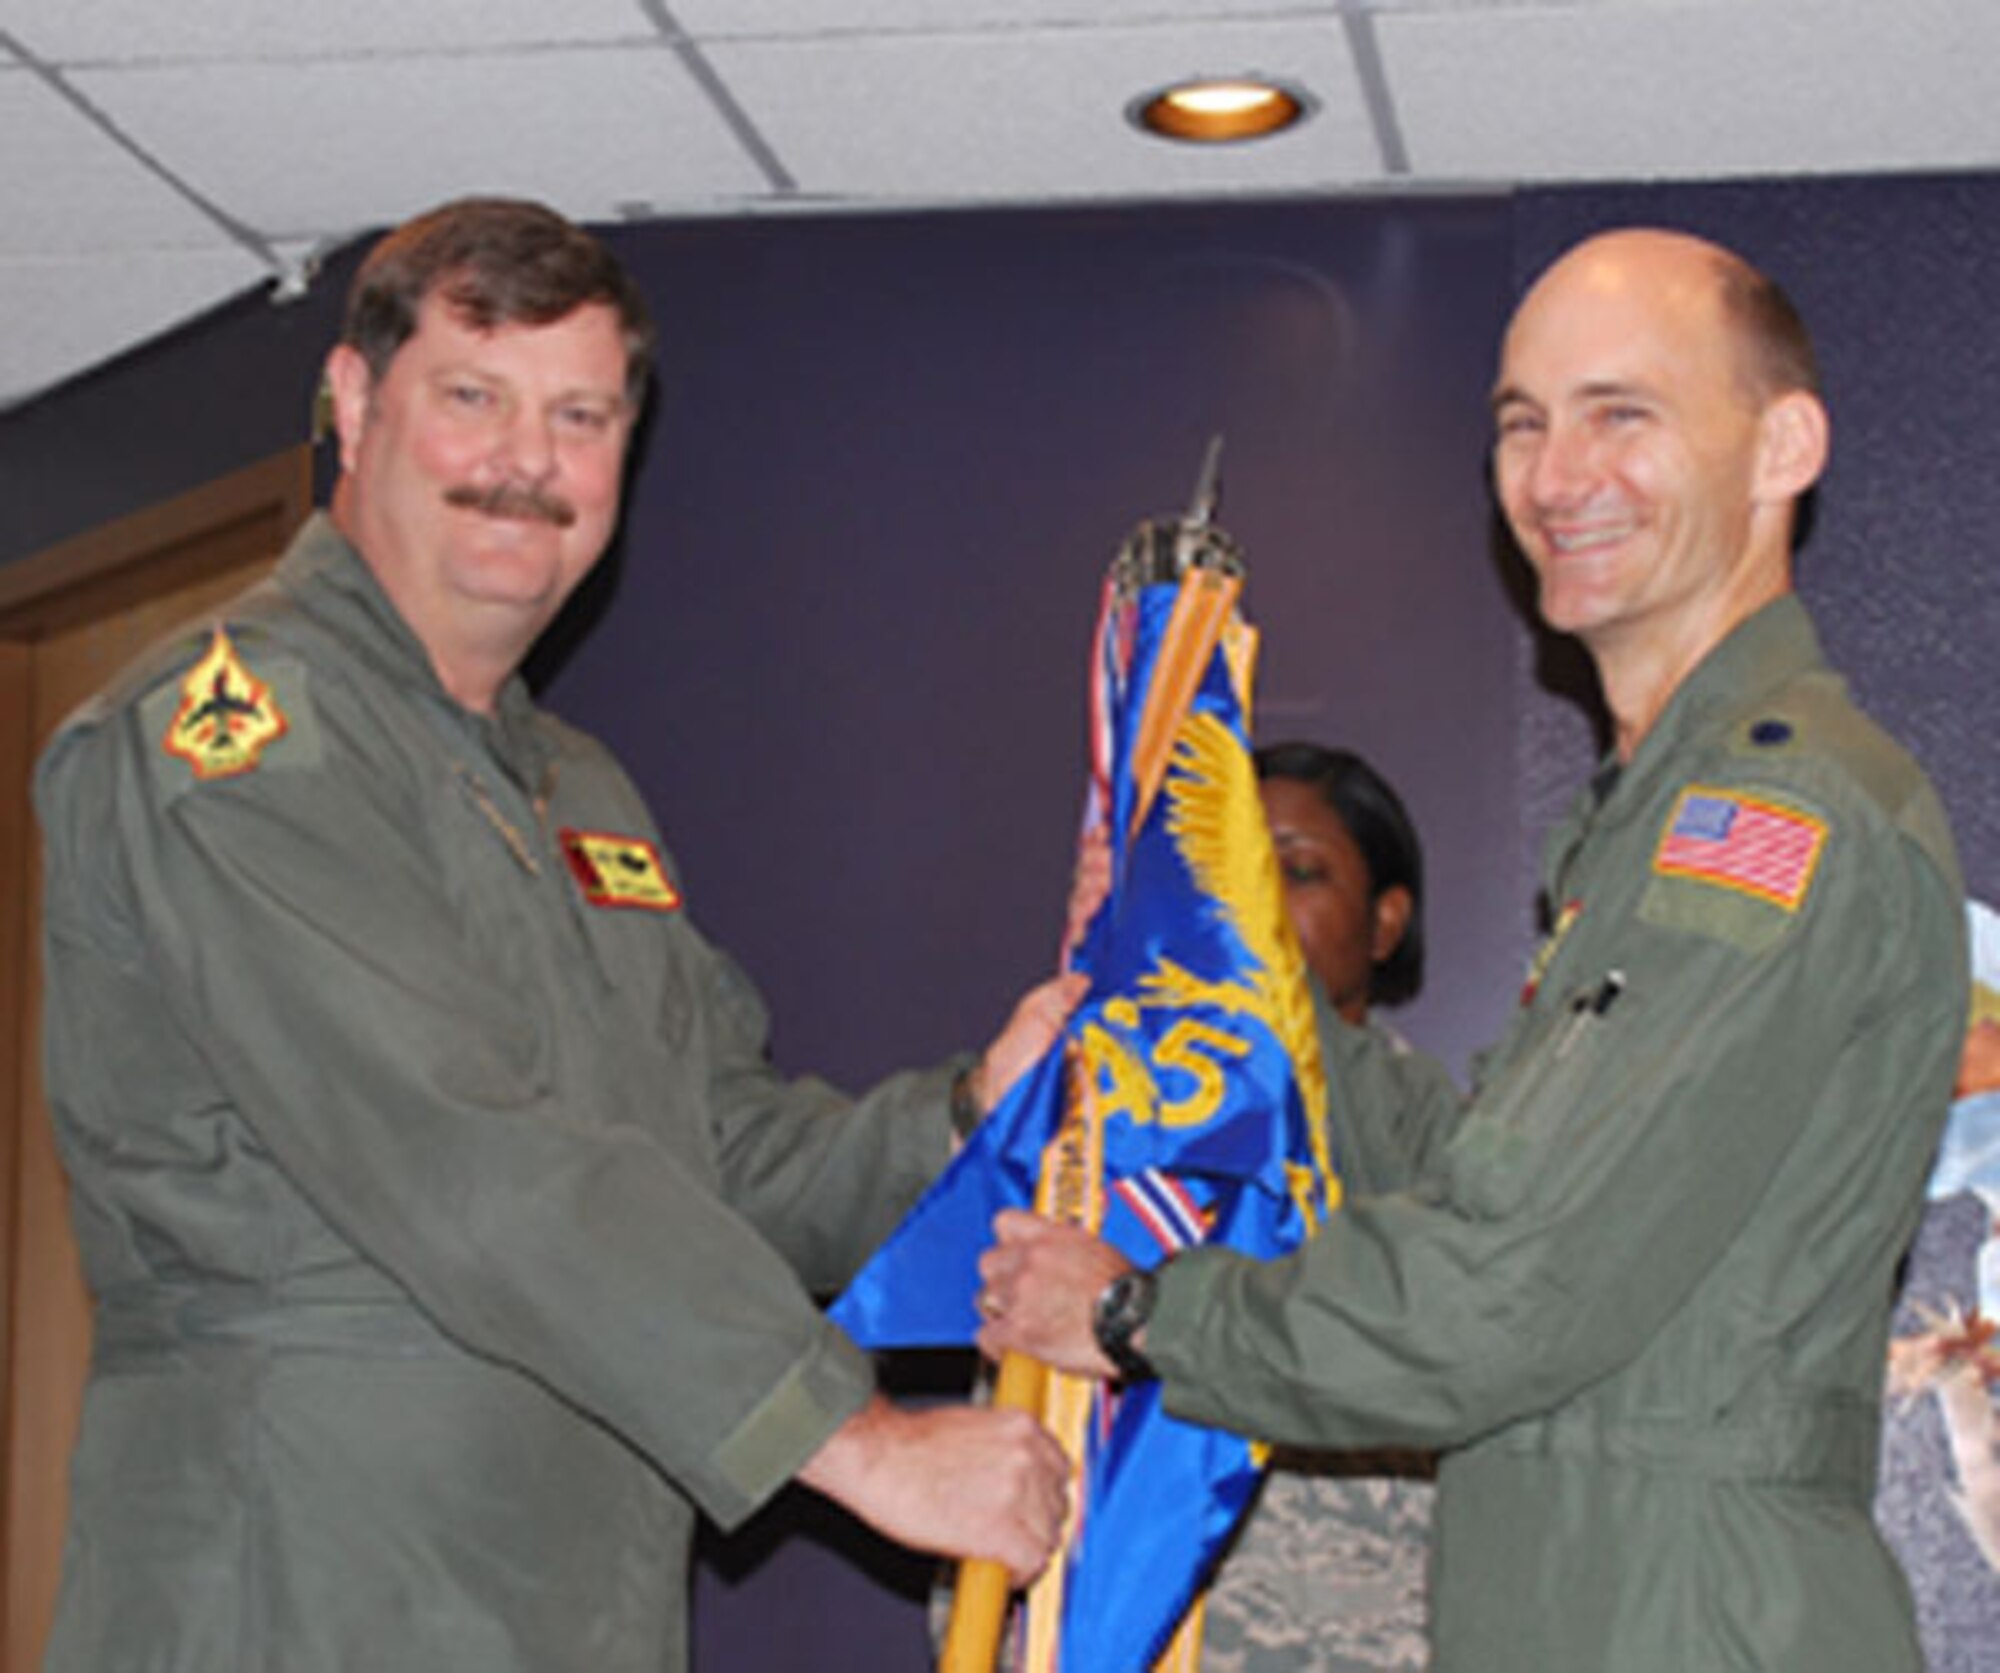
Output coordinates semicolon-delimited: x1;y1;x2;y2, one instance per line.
560;828;682;912
1652;785;1827;912
160;627;290;780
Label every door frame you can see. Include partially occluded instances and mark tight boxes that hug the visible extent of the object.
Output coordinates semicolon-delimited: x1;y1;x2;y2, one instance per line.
0;445;313;1668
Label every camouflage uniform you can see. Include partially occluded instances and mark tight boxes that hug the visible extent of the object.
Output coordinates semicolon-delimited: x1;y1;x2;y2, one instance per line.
1202;1021;1460;1672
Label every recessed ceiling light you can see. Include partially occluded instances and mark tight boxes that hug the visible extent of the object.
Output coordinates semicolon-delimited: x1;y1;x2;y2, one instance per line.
1130;77;1311;144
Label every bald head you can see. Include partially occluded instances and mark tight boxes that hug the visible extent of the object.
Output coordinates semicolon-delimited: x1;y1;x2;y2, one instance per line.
1513;229;1818;408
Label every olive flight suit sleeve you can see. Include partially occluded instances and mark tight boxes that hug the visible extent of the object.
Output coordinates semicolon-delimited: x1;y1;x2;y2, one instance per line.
531;717;960;1297
1143;754;1965;1455
688;934;961;1296
1317;994;1467;1199
37;646;894;1531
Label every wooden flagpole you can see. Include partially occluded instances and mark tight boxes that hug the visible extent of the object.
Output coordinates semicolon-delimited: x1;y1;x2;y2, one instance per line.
940;441;1242;1673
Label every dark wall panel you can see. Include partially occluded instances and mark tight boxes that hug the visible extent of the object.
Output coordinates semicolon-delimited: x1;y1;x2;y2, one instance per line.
0;274;347;563
550;200;1521;1085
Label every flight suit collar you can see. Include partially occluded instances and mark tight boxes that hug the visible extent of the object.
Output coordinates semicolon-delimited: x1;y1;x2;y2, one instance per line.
278;513;556;794
1624;593;1825;781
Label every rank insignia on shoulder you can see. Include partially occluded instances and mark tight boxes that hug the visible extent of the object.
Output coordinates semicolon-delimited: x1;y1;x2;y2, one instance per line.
559;828;682;912
161;626;289;780
1652;786;1826;912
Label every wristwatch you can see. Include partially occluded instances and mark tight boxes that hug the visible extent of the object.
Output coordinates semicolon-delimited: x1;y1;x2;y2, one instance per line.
1092;1266;1159;1383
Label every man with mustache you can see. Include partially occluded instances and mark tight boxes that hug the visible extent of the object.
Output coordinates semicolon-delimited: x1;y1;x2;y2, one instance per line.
977;228;1968;1672
441;477;581;524
33;197;1074;1673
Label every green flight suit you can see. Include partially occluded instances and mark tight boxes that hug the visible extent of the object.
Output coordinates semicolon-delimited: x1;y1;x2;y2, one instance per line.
1147;597;1967;1672
35;516;959;1673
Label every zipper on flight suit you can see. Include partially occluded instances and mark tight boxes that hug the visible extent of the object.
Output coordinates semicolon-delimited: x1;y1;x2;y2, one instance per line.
450;757;617;993
453;764;542;876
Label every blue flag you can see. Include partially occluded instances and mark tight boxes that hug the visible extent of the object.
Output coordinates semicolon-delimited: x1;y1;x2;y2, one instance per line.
833;552;1337;1669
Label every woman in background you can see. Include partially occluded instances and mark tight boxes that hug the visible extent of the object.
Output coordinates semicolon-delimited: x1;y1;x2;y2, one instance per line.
1199;742;1461;1673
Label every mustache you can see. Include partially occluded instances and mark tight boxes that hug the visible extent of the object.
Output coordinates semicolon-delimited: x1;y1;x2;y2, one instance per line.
442;480;578;529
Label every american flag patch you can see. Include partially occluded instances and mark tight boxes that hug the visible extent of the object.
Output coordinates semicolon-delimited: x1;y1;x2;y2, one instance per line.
1652;787;1827;911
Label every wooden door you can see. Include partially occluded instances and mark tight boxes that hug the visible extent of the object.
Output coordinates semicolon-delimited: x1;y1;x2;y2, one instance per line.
0;448;311;1671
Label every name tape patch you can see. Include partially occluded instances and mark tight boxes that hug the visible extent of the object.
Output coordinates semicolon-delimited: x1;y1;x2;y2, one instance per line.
560;828;682;912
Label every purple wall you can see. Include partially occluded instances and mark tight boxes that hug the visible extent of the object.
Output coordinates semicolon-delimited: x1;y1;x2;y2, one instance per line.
549;200;1519;1084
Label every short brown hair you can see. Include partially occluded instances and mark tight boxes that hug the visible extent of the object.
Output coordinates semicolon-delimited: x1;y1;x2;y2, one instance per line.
342;197;656;406
1712;251;1820;402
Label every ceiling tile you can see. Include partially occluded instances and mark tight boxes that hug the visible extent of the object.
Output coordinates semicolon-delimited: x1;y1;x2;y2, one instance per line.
672;2;1342;31
71;46;772;241
707;22;1376;201
1;0;648;61
0;73;227;253
1383;0;2000;181
0;247;267;406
